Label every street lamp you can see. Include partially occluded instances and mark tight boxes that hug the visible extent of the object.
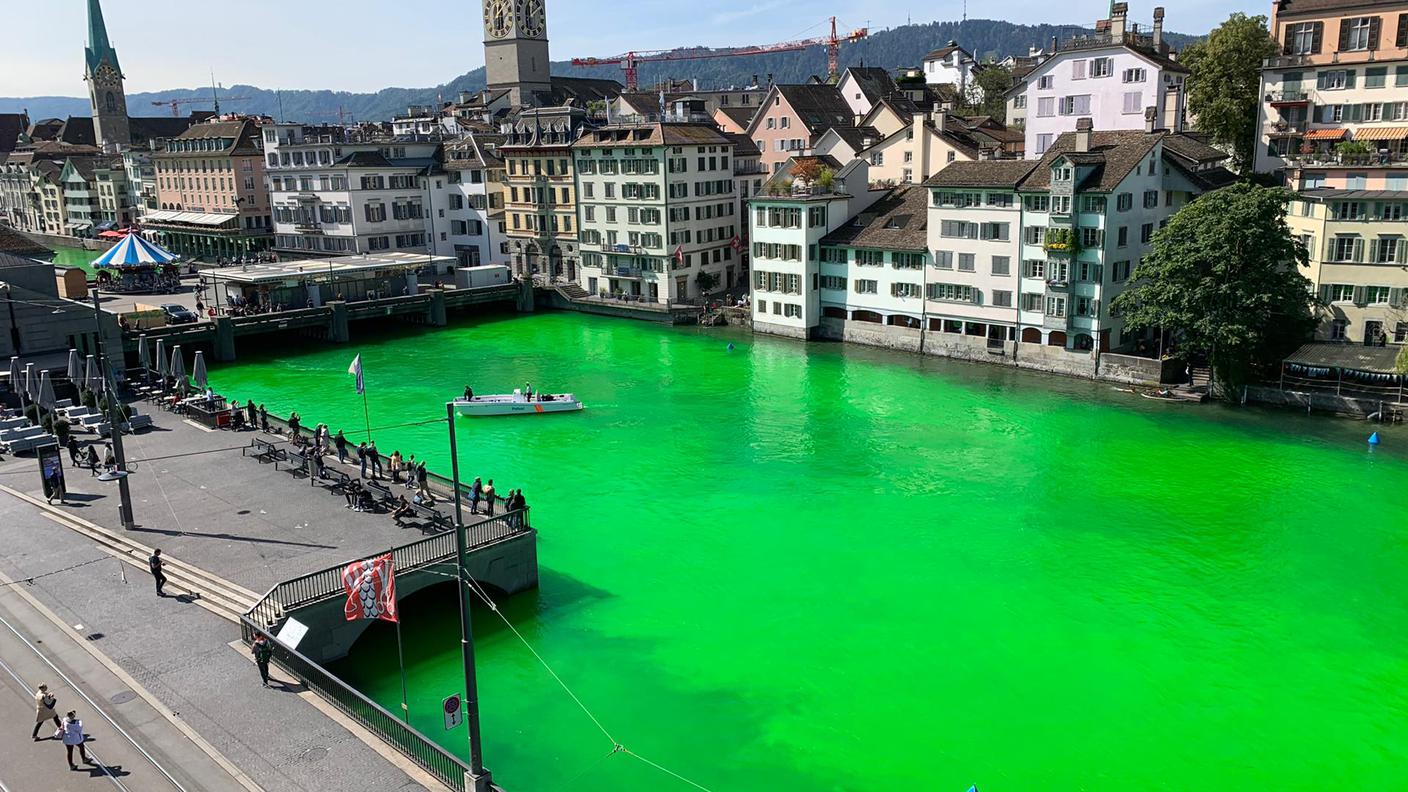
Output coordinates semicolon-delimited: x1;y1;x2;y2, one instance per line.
444;401;492;792
91;287;136;530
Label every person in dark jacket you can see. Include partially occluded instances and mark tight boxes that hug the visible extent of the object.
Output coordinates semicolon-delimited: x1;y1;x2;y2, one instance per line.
149;549;167;597
252;634;275;687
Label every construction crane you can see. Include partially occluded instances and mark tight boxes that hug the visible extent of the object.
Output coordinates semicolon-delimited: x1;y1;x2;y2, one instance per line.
572;16;867;92
150;95;250;117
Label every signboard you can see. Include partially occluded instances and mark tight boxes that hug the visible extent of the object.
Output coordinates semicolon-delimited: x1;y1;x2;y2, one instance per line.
38;445;65;501
443;694;463;730
276;617;310;651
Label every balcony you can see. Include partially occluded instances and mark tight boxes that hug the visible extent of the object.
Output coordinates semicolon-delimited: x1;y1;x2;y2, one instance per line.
1266;90;1311;106
1043;228;1079;257
1046;279;1071;291
1267;120;1308;136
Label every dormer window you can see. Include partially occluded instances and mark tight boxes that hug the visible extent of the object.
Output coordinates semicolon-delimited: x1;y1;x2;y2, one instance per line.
1054;165;1073;182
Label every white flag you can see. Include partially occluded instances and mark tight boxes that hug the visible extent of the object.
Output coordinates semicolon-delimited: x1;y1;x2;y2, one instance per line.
348;355;364;395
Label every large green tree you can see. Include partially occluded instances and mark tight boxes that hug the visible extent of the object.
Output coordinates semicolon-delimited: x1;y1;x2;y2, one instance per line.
1182;13;1278;172
1111;182;1318;394
965;64;1014;122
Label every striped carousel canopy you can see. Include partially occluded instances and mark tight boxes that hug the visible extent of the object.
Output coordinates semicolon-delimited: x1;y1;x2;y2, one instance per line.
92;232;179;269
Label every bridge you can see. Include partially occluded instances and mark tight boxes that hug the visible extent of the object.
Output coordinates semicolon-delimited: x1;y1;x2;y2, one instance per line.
122;282;530;361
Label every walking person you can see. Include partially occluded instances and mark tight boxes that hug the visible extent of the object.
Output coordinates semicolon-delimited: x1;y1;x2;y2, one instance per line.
66;436;82;466
335;430;348;464
403;455;418;490
483;479;496;516
469;477;483;514
357;442;369;478
251;633;274;688
389;450;403;483
32;684;60;740
84;445;100;476
61;711;90;769
368;441;382;479
149;549;167;597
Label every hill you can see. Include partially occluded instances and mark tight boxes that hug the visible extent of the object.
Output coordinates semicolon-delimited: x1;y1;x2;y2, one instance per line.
0;18;1199;124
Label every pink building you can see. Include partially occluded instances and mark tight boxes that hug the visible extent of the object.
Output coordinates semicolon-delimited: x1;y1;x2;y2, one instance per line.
147;117;273;259
744;84;855;174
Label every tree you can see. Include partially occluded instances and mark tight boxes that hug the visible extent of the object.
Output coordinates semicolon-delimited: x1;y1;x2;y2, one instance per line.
695;271;719;294
1110;182;1318;394
790;159;822;184
1182;13;1278;172
965;64;1014;121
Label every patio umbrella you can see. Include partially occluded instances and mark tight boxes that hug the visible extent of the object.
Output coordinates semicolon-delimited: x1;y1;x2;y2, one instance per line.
192;350;208;390
38;371;56;410
67;349;81;384
7;357;17;398
169;346;186;392
24;363;36;401
137;334;149;374
84;355;100;395
155;339;168;385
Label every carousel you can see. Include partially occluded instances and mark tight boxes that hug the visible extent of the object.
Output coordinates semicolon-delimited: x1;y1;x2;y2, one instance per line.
91;232;183;294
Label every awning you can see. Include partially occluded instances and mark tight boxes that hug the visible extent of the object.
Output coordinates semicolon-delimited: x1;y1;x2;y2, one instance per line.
1285;343;1401;374
1355;126;1408;142
1304;128;1347;141
141;210;239;228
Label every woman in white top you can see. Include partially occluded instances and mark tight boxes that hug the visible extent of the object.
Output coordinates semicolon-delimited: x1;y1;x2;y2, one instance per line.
61;711;90;769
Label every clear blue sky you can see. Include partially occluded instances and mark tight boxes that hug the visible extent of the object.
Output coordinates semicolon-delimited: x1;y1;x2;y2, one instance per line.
3;0;1263;97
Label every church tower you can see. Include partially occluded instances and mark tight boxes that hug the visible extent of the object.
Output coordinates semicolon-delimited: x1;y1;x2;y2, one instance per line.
482;0;553;107
85;0;130;149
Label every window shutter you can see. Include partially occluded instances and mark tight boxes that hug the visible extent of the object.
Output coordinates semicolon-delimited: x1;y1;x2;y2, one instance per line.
1312;21;1324;53
1399;239;1408;264
1391;287;1404;308
1353;237;1365;262
1353;285;1366;306
972;290;983;306
1283;30;1295;56
1398;14;1408;48
1369;16;1382;50
1316;72;1329;90
1338;18;1351;51
1346;70;1358;89
1319;284;1332;303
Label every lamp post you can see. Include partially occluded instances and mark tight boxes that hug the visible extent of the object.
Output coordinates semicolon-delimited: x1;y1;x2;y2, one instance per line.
444;401;491;792
91;288;135;530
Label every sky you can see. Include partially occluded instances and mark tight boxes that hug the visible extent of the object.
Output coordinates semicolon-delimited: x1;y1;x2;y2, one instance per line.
0;0;1263;97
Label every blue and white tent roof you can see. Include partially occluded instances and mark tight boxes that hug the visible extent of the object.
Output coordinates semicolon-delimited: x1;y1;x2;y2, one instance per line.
92;233;178;268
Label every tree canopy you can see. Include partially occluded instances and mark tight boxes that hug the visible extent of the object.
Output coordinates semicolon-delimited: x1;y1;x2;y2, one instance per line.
965;65;1015;122
1182;13;1278;172
1110;182;1318;393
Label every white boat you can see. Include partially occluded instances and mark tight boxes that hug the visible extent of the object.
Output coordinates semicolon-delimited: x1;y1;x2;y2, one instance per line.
453;390;584;417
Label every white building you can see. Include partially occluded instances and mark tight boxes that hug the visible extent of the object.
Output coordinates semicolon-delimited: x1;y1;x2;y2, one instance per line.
923;42;979;99
430;134;508;267
574;122;744;303
263;123;440;260
1019;4;1186;157
748;155;882;337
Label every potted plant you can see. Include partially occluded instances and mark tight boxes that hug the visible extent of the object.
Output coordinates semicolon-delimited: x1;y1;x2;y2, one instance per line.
817;167;836;191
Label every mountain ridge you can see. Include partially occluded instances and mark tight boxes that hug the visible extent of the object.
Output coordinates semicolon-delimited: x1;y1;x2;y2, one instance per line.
0;18;1199;124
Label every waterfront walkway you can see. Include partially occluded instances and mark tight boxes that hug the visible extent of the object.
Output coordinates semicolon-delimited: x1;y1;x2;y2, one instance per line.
0;412;517;791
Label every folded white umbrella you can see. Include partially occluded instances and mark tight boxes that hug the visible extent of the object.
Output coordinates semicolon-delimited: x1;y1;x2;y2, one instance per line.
192;350;208;390
67;349;81;383
38;370;56;410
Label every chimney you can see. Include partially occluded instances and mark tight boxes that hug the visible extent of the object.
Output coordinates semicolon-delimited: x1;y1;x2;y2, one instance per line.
1109;2;1127;40
1050;35;1058;53
1152;7;1166;52
1144;106;1157;133
1075;117;1093;152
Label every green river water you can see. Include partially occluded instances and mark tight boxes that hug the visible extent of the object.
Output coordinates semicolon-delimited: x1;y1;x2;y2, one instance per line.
50;245;100;276
208;311;1408;791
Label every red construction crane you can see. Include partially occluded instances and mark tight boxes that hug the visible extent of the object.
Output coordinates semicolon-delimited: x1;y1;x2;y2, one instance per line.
572;17;867;92
150;96;250;117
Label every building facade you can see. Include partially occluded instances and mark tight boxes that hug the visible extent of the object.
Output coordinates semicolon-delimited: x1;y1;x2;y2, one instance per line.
574;122;742;303
1018;4;1185;157
431;134;508;267
147;117;272;258
501;107;588;280
744;84;856;174
482;0;552;106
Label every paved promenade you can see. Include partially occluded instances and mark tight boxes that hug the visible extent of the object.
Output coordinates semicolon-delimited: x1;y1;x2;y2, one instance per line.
0;411;504;791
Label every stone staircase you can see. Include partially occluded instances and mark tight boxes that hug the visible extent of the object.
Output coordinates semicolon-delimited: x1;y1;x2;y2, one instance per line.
555;283;590;301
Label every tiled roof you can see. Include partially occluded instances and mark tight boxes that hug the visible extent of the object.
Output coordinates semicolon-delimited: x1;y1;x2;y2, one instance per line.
820;186;929;251
160;119;261;158
573;122;730;148
716;106;755;129
828;125;883;153
845;67;899;104
775;85;854;135
720;132;761;157
0;226;51;258
1019;130;1162;192
0;114;28;153
130;116;200;145
923;43;971;62
1161;133;1229;165
1277;0;1400;15
925;159;1039;188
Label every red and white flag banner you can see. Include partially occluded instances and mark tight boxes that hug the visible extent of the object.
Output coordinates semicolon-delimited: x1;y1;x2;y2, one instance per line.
341;553;397;623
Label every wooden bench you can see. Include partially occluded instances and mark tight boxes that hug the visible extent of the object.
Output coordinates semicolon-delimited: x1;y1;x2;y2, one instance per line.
409;500;450;530
279;449;310;477
245;437;285;464
363;480;399;507
314;466;352;493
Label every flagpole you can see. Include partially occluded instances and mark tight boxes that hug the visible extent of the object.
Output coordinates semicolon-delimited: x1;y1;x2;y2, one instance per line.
361;390;373;443
391;548;409;722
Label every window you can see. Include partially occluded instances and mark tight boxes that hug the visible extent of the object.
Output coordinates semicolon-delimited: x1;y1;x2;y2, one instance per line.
940;220;978;239
1025;226;1047;246
1117;193;1133;212
893;252;925;270
1341;17;1374;51
891;282;922;298
1123;91;1142;114
856;250;885;266
1395;322;1408;343
1071;60;1087;80
1328;283;1356;302
1140;223;1154;244
1024;195;1050;213
1373;236;1402;262
992;290;1013;308
1035;133;1053;155
1143;190;1159;208
958;253;976;272
1059;95;1091;115
1112;260;1131;281
1036;97;1055;118
1046;296;1067;318
1317;70;1351;90
1051;196;1072;215
820;275;846;290
1330;319;1348;340
1080;228;1103;248
986;193;1013;208
927;283;974;302
1366;285;1393;304
855;279;878;294
783;304;802;318
934;251;953;269
1023;259;1045;278
1122;68;1147;83
980;222;1009;241
991;256;1011;275
1037;75;1054;90
1330;236;1363;262
1286;21;1321;55
365;203;386;222
1366;67;1388;88
1091;57;1112;78
1021;293;1044;312
1082;196;1106;213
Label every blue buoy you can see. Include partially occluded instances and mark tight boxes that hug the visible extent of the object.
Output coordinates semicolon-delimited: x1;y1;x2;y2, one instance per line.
1369;432;1381;446
727;343;735;352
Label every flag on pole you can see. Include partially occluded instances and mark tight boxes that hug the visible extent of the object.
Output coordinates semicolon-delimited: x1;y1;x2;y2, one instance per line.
730;234;743;253
348;354;365;395
341;553;397;622
673;246;684;266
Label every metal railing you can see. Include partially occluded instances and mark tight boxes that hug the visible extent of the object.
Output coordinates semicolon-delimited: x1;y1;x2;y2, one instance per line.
241;511;531;791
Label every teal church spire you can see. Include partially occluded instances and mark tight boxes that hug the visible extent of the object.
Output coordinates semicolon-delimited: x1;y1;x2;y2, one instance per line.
85;0;121;75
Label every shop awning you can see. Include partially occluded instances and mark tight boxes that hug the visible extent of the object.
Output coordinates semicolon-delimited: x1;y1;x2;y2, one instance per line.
1355;126;1408;142
141;210;239;228
1304;128;1348;141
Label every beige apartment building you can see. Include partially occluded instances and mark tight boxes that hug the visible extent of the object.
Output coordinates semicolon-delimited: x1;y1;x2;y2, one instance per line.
501;107;589;280
148;117;272;259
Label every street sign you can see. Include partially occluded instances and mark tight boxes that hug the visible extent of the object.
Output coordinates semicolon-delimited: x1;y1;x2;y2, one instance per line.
443;694;463;730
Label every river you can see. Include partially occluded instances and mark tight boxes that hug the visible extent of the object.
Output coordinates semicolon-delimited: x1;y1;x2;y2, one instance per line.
208;311;1408;791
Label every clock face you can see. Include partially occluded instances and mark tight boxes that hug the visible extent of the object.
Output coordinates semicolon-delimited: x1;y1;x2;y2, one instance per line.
521;0;545;37
94;63;120;86
484;0;512;38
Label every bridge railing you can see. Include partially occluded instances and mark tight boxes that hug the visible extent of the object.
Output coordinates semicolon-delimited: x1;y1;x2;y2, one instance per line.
241;512;530;791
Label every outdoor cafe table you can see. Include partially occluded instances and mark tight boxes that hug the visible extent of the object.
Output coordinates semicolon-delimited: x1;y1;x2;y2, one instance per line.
185;395;231;429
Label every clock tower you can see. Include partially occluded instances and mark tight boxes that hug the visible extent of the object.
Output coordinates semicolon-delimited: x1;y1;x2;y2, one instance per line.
84;0;130;149
483;0;553;107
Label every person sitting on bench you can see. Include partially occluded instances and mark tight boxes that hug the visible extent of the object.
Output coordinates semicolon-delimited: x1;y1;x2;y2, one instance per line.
391;495;414;525
344;482;363;511
313;453;327;479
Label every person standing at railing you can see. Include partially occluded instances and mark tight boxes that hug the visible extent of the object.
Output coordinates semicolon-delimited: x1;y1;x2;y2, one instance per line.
335;430;349;464
482;479;496;516
368;440;382;479
469;477;483;514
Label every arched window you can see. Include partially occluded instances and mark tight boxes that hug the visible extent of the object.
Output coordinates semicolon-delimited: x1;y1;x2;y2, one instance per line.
105;91;117;112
